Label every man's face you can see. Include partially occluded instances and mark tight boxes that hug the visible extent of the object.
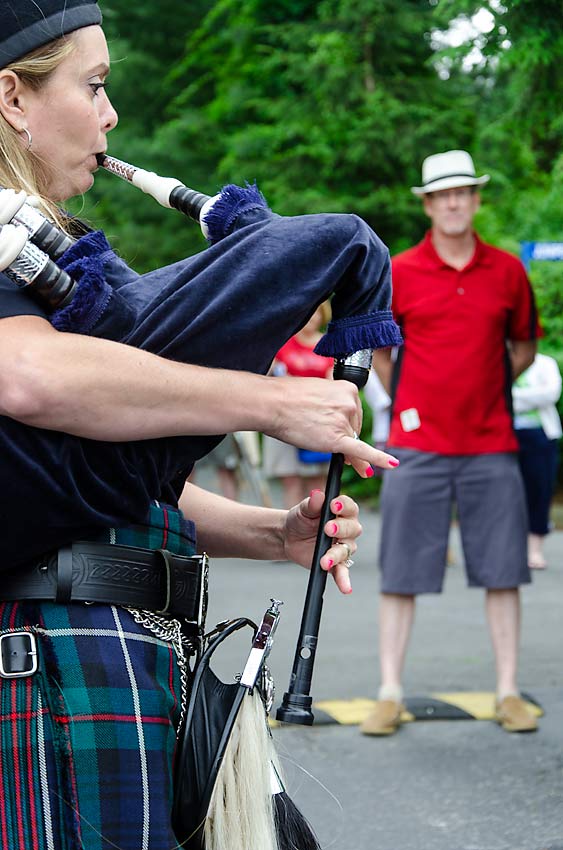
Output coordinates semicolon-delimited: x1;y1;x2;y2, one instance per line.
422;186;481;237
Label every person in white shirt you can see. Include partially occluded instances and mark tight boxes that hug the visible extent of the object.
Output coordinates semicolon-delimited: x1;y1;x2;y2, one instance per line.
363;367;392;459
513;352;562;569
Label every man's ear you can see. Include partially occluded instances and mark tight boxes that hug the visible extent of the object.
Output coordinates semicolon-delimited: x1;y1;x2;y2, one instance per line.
0;70;27;131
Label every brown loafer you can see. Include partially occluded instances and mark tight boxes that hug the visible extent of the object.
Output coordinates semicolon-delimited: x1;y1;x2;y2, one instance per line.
495;696;538;733
360;700;404;736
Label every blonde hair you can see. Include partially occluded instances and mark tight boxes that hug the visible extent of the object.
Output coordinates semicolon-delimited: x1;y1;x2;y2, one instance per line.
0;37;76;227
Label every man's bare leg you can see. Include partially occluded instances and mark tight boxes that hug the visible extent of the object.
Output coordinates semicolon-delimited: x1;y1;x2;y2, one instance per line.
486;587;520;697
486;587;537;732
360;592;415;735
379;592;416;694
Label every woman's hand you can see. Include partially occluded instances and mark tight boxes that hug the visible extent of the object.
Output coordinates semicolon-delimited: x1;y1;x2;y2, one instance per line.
281;490;361;594
269;376;399;478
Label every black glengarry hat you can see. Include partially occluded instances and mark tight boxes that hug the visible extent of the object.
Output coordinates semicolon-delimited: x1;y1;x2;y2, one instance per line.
0;0;101;66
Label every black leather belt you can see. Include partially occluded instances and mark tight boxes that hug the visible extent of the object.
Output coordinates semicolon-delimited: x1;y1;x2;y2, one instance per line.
2;542;208;626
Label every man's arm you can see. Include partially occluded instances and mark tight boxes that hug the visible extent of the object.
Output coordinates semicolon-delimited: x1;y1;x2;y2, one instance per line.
371;348;393;395
509;339;536;380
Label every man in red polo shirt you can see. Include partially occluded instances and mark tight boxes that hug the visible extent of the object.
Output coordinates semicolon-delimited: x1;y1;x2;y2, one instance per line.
361;150;540;736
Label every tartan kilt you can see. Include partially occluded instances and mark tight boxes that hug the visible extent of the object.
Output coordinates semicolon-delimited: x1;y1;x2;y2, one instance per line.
0;599;185;850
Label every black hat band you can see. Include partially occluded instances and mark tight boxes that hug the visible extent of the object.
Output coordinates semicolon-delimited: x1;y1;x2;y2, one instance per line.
0;1;101;66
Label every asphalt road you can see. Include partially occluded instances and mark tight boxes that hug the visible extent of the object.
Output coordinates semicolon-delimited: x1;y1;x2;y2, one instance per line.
197;470;563;850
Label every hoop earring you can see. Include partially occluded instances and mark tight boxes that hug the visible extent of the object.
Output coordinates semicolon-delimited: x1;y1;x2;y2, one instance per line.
21;127;32;151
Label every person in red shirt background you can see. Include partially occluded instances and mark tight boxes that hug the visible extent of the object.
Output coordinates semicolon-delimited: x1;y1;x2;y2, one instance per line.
361;150;541;737
263;302;334;508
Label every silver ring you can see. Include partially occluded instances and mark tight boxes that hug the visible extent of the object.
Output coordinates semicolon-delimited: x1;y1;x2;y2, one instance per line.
343;558;354;569
338;541;352;559
353;431;359;440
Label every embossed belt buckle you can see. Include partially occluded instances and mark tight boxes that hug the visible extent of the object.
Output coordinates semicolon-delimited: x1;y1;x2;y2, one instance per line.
0;631;38;678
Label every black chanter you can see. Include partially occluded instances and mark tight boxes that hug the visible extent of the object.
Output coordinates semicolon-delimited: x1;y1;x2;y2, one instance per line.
277;349;372;726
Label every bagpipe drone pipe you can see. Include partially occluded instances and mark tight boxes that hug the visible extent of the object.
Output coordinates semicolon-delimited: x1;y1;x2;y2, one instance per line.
0;160;402;847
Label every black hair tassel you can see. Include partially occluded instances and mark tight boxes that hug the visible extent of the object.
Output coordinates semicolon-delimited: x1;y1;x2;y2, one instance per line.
271;761;322;850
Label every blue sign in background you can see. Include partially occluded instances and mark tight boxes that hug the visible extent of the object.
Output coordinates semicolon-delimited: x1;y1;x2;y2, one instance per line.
520;241;563;270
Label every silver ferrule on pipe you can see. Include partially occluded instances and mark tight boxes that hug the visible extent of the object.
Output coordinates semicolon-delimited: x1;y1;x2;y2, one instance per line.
8;198;45;240
4;240;49;288
338;348;373;370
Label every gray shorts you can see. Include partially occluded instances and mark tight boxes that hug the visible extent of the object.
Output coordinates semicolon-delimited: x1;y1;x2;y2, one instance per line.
379;449;531;594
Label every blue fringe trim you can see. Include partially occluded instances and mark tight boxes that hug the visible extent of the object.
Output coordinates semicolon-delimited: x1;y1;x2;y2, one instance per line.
314;310;403;357
51;257;113;333
203;182;270;244
51;230;115;333
58;229;113;266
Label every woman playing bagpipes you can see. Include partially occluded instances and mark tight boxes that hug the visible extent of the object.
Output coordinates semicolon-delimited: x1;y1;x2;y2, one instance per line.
0;1;402;847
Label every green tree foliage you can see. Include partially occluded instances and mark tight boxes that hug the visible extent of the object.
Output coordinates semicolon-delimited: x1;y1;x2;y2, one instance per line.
167;0;480;251
431;1;563;359
76;0;562;272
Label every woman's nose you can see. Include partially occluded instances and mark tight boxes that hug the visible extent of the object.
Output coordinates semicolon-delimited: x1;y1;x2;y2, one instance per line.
101;91;118;133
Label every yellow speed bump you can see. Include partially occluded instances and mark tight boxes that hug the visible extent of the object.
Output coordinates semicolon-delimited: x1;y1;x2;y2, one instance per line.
430;692;543;720
273;693;543;726
307;698;414;726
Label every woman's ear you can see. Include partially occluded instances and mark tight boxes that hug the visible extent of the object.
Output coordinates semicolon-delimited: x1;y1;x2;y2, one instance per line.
0;70;27;131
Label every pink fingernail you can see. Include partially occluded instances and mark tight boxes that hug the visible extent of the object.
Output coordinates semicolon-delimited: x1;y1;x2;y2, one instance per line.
329;522;339;535
326;559;334;568
388;458;400;468
334;501;343;513
310;489;323;497
366;467;375;478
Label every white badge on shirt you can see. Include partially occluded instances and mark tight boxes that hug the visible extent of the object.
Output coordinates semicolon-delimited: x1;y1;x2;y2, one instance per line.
400;408;421;432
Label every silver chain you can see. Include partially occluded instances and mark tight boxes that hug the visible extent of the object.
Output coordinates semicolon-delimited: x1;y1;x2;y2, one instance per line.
126;608;196;734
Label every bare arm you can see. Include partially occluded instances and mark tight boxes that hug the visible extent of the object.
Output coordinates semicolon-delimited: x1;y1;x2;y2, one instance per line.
0;315;399;474
179;482;287;560
179;483;361;594
509;339;536;380
0;316;270;438
371;348;393;395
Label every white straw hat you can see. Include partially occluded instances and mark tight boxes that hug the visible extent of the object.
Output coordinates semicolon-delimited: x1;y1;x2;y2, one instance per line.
411;150;490;195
